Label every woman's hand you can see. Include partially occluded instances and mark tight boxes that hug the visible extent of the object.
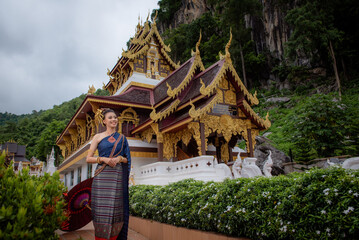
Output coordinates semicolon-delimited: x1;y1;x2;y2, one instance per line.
114;156;128;164
103;157;117;168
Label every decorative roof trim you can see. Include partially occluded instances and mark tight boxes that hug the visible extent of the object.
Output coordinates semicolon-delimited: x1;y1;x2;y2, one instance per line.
189;94;221;120
176;95;204;111
242;100;271;129
166;56;205;98
122;45;149;59
150;99;181;122
199;60;259;105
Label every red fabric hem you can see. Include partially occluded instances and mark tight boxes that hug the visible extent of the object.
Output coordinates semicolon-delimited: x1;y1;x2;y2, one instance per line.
95;236;118;240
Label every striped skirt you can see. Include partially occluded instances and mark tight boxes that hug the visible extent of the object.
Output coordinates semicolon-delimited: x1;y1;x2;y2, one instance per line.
92;164;124;240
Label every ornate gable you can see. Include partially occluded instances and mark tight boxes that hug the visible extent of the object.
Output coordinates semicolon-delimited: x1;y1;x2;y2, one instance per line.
104;13;179;95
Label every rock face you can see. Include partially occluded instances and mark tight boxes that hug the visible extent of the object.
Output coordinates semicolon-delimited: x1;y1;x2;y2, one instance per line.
254;136;291;175
244;0;292;61
157;0;209;34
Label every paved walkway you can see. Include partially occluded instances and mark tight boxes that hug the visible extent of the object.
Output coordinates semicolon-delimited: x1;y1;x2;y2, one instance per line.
56;222;148;240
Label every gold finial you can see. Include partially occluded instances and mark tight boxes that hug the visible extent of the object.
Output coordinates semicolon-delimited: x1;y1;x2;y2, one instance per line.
264;112;271;128
219;51;225;60
153;10;158;22
107;68;111;76
146;10;150;22
225;28;232;62
87;84;96;95
196;30;202;54
102;82;106;90
192;30;202;57
166;82;174;97
199;78;207;95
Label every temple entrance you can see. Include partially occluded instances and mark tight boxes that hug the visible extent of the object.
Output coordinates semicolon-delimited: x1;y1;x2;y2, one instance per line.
176;138;199;161
207;134;242;163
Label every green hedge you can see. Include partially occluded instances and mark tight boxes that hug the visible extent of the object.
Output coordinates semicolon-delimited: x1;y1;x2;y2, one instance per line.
130;167;359;239
0;151;67;239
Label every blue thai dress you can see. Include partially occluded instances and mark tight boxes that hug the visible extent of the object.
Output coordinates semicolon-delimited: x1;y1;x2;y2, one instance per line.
91;132;131;240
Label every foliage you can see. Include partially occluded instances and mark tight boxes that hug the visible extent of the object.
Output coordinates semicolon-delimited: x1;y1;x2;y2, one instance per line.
254;90;359;162
0;88;108;162
286;94;348;160
0;151;67;239
282;0;359;88
151;0;182;28
162;12;226;67
130;167;359;239
284;0;342;64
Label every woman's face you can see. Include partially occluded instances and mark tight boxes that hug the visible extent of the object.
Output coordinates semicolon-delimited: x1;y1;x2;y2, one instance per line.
103;112;118;128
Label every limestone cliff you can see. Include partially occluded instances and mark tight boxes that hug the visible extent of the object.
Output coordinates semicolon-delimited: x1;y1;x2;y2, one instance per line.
160;0;292;59
157;0;210;34
245;0;292;61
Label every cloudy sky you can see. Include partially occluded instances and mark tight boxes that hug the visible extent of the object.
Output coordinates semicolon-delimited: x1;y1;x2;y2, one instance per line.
0;0;159;115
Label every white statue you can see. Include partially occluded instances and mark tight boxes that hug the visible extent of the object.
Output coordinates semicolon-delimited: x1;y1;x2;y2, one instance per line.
18;161;23;173
214;163;233;179
241;158;263;178
46;147;57;175
263;151;273;177
129;165;135;186
232;153;243;178
213;157;233;179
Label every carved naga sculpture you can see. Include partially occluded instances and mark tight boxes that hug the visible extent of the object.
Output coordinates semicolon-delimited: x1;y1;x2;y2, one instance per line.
241;158;263;178
214;157;233;179
263;150;273;177
232;153;243;178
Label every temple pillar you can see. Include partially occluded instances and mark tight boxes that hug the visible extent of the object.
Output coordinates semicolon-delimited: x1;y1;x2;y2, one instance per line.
228;145;233;162
157;142;163;161
214;137;221;162
247;129;254;157
200;123;206;155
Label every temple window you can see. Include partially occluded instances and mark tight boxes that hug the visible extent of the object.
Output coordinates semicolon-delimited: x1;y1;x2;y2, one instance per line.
70;170;74;186
87;163;92;179
77;167;82;184
118;108;139;137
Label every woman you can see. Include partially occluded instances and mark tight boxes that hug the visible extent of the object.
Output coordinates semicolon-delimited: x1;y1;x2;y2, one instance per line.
86;108;131;240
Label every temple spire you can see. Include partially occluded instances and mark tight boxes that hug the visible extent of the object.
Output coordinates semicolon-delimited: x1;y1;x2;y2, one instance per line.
225;28;232;63
191;30;202;57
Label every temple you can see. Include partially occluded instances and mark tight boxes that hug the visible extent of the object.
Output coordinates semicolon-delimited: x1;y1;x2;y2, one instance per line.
0;140;44;176
56;14;270;188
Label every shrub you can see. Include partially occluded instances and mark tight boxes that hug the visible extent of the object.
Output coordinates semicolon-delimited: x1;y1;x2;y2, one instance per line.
130;167;359;239
0;151;67;239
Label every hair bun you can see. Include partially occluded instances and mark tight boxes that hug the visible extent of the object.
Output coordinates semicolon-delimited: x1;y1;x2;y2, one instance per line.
102;108;115;119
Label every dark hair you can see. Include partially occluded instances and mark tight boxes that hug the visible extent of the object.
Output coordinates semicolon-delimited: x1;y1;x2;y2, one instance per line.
102;108;116;119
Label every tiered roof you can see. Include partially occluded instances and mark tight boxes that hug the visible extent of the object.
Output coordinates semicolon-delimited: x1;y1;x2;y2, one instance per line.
56;26;270;152
104;13;179;93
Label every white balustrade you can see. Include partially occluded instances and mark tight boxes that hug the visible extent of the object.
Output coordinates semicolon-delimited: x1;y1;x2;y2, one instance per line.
136;156;229;185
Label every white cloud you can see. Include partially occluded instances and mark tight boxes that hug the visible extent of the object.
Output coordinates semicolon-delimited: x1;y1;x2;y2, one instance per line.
0;0;159;114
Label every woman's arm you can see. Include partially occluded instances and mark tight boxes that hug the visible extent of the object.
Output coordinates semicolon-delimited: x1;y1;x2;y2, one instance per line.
86;134;126;167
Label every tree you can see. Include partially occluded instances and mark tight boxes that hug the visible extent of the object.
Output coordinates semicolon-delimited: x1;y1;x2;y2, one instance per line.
285;0;344;98
35;120;66;161
289;94;348;161
209;0;262;87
